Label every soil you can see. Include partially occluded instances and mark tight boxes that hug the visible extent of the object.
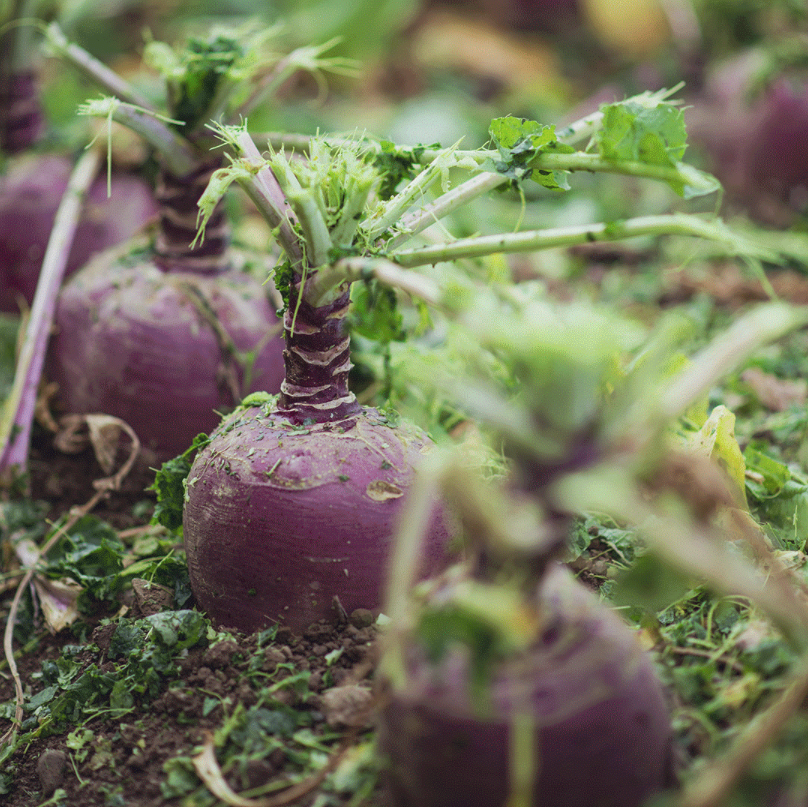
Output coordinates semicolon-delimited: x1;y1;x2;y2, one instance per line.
0;431;389;807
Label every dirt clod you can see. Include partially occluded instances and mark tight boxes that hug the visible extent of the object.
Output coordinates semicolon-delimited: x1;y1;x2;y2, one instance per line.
36;749;67;797
319;684;375;730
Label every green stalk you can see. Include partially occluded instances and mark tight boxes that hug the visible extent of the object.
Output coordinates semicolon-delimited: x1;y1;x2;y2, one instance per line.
80;97;198;177
388;214;775;268
384;172;507;250
363;146;458;241
44;23;155;110
231;130;303;265
305;256;442;308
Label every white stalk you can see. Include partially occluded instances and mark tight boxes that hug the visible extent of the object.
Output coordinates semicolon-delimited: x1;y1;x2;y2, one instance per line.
1;146;103;477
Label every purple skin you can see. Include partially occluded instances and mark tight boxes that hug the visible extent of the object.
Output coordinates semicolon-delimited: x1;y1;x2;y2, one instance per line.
47;160;286;458
0;67;157;313
183;284;452;633
0;153;158;313
745;78;808;203
378;563;676;807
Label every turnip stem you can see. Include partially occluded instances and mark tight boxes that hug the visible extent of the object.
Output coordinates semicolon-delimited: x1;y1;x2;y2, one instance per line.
384;172;506;250
276;284;360;423
44;23;155;110
154;160;231;274
81;99;198;178
363;148;456;241
231;131;303;265
389;214;773;267
306;257;442;308
0;145;103;480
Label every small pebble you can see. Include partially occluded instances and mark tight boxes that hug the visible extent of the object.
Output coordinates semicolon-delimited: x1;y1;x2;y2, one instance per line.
319;684;374;729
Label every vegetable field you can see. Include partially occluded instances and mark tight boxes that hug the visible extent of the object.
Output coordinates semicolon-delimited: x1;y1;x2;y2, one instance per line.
4;1;808;805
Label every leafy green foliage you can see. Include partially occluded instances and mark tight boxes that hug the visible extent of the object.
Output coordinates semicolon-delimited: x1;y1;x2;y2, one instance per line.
150;433;210;533
43;516;127;611
348;279;404;343
19;611;209;739
486;116;575;190
745;444;808;550
595;98;720;197
145;32;245;131
597;100;687;167
372;140;435;200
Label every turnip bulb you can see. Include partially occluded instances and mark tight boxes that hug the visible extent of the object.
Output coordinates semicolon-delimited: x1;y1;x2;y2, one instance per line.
182;285;452;633
0;153;157;312
378;562;675;807
744;77;808;207
687;51;808;222
47;158;285;458
44;31;304;456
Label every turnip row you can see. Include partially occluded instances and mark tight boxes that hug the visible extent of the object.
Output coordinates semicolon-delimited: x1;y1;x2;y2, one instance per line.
177;86;770;636
0;16;156;313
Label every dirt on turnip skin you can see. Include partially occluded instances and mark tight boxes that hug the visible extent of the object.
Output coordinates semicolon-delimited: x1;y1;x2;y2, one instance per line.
183;397;451;634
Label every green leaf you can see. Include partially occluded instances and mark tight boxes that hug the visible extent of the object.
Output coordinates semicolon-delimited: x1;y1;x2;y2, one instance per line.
597;101;687;167
150;433;210;534
372;140;435;200
487;116;575;190
683;405;748;507
43;516;127;609
595;100;719;198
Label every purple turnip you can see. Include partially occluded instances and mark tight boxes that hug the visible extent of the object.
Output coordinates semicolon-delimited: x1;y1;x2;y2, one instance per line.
43;30;304;457
179;134;462;633
0;18;156;313
48;155;285;458
378;562;675;807
0;153;157;312
687;49;808;223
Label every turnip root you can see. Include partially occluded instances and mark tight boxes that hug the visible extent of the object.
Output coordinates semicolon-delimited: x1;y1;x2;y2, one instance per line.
47;156;285;458
378;563;675;807
183;285;451;632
